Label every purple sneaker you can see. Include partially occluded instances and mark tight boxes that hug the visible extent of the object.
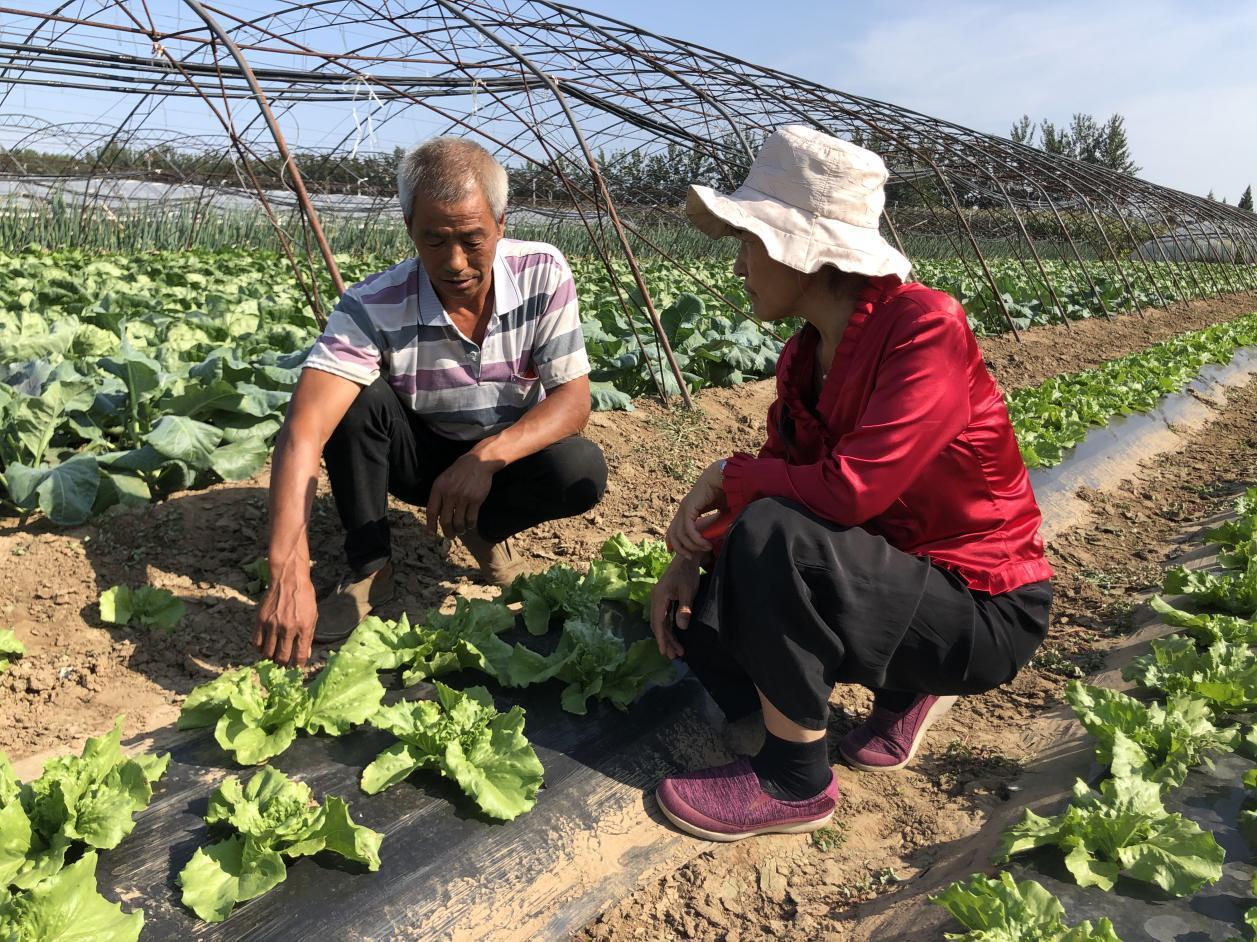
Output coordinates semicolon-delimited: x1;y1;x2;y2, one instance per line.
655;758;838;842
838;694;957;772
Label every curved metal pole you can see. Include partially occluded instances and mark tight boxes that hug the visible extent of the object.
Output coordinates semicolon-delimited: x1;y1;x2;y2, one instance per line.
179;0;344;303
39;4;329;315
549;4;754;165
428;0;693;408
8;0;1257;347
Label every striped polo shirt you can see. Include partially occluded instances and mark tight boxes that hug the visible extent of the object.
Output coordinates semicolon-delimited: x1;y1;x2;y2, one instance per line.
303;239;590;440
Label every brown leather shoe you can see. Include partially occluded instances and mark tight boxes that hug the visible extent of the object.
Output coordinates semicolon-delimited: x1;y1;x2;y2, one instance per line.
458;531;528;588
313;562;395;643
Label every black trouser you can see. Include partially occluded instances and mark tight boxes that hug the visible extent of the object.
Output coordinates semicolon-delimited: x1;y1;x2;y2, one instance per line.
323;378;608;574
684;497;1051;730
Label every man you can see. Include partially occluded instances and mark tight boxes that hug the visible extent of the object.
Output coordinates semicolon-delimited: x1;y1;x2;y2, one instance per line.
254;137;607;667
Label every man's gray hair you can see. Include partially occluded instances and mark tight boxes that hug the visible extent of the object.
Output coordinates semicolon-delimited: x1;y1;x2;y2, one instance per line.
397;137;509;228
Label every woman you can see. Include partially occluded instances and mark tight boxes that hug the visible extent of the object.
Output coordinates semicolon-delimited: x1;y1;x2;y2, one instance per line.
650;126;1052;843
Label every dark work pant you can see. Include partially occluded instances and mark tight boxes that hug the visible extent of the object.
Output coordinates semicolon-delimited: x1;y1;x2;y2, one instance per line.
684;497;1051;730
323;378;608;573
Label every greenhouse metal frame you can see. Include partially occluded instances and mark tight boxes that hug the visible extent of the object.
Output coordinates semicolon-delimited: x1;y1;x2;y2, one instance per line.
3;0;1256;404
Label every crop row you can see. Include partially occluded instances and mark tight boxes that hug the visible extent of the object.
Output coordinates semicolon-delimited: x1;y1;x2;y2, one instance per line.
1007;310;1257;468
1;247;1255;525
932;487;1257;940
0;531;675;933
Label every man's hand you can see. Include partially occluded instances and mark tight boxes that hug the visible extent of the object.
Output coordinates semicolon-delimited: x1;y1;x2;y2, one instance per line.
253;568;318;666
256;368;360;667
650;554;705;659
665;458;727;559
426;450;503;537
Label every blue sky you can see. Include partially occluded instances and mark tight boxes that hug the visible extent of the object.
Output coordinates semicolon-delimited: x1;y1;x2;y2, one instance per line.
572;0;1256;201
4;0;1253;200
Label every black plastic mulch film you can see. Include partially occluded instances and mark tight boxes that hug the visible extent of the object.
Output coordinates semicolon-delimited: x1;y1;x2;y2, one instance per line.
101;610;717;940
1007;753;1255;942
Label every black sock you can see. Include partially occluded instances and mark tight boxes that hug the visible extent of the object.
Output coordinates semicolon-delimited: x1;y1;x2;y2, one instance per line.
751;731;831;801
873;688;917;713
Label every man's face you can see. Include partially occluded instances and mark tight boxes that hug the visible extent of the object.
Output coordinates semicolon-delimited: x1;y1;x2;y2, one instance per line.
409;188;505;309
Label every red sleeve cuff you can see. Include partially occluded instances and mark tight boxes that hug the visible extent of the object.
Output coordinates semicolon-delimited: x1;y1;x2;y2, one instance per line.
722;452;794;513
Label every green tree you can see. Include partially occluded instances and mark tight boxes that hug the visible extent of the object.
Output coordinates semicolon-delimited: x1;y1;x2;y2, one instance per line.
1095;114;1140;174
1239;185;1254;211
1039;121;1070;156
1014;112;1140;174
1009;114;1034;145
1066;113;1103;163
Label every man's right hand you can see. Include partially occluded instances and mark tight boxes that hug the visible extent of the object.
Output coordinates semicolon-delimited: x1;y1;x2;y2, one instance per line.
257;369;361;667
253;572;318;667
649;554;705;660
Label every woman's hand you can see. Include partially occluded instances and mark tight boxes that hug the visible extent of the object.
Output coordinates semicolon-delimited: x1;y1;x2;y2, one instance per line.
665;459;727;559
650;553;705;658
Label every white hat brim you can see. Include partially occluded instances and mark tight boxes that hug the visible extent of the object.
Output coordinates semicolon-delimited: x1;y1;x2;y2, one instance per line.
686;184;912;281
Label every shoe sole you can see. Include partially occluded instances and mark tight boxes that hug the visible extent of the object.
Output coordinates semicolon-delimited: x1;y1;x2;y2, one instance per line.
657;798;834;843
839;694;958;773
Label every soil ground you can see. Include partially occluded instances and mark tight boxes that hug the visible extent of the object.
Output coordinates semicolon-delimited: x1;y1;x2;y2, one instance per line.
580;342;1257;942
974;288;1257;389
1;291;1256;935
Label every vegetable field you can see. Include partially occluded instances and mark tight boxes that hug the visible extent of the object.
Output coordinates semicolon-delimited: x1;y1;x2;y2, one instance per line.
6;0;1257;937
931;487;1257;940
0;528;678;933
3;246;1255;527
1;233;1256;942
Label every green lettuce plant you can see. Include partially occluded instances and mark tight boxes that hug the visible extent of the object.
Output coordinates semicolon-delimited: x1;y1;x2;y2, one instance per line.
1206;486;1257;532
360;683;543;822
0;852;144;942
0;754;26;889
1162;559;1257;619
502;564;600;635
585;534;673;615
994;732;1224;896
178;767;382;923
1122;636;1257;715
1151;596;1257;646
242;558;270;594
98;585;185;634
0;630;24;673
177;652;385;765
340;598;515;686
1064;681;1239;790
0;719;168;893
930;871;1122;941
506;617;675;715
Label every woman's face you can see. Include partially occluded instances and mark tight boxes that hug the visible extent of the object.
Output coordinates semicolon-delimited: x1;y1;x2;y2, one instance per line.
733;232;805;321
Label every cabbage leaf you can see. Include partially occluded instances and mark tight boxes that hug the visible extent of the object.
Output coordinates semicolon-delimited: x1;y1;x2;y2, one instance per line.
178;767;381;923
360;683;543;822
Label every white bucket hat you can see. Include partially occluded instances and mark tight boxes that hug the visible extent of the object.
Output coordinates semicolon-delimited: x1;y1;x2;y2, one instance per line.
686;124;912;280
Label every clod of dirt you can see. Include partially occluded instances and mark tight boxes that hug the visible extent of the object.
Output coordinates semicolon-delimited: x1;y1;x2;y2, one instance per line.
756;859;789;902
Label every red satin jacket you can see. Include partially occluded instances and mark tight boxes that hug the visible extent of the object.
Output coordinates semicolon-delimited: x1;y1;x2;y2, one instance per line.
721;276;1052;595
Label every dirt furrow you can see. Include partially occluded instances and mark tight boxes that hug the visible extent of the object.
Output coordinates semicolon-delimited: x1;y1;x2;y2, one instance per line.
577;375;1257;942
